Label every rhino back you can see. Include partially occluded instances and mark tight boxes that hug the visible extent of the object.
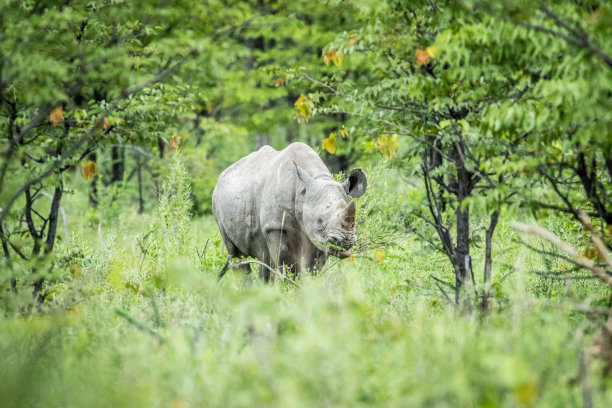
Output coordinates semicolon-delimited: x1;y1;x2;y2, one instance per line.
212;145;279;256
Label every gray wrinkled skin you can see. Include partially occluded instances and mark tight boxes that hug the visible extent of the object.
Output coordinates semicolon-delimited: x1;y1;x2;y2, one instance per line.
212;142;366;281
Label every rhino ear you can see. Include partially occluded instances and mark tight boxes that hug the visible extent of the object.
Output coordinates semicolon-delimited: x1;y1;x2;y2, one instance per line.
295;163;315;192
342;168;367;198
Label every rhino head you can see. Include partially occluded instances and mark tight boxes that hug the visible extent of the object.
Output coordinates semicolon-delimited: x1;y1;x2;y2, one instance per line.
295;166;367;258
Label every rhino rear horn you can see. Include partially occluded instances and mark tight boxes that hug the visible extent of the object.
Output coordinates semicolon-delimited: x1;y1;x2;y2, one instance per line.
344;200;356;223
342;168;367;198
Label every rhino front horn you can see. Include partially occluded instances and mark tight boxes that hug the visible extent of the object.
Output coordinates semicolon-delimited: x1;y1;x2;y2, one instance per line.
344;200;356;223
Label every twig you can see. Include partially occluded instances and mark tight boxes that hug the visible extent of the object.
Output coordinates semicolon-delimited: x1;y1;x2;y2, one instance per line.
431;275;456;290
230;260;301;288
433;280;457;307
579;212;612;268
510;221;612;287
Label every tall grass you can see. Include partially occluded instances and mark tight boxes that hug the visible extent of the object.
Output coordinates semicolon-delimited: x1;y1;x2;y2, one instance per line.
1;160;611;407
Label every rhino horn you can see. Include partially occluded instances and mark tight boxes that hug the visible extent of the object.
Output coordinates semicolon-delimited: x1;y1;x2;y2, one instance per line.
344;200;356;223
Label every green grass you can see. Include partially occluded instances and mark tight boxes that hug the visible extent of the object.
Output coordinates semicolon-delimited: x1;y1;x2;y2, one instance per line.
1;165;612;407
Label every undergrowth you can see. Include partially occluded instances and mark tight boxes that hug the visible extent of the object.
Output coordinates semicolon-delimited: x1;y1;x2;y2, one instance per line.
1;157;611;407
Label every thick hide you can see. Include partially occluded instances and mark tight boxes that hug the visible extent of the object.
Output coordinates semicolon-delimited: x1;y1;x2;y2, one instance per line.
212;142;366;280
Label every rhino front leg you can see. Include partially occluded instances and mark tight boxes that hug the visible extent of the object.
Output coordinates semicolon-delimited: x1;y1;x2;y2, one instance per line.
265;230;302;281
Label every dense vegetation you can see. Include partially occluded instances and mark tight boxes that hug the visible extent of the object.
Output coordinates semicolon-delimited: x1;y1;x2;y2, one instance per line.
1;0;611;406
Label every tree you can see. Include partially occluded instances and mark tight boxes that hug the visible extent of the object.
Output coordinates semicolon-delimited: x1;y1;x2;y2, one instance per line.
292;0;611;308
0;0;256;299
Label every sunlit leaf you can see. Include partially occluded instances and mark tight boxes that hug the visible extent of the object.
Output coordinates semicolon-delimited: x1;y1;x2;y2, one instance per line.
294;93;312;122
325;49;344;67
426;45;438;58
378;134;399;158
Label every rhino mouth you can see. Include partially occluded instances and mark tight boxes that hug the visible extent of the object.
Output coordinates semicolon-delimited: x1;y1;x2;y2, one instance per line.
331;247;352;259
325;237;354;259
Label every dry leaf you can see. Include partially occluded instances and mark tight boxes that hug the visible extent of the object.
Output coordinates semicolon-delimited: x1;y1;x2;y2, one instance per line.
348;38;356;46
81;161;98;181
97;117;110;131
170;135;183;150
416;49;429;66
50;106;64;126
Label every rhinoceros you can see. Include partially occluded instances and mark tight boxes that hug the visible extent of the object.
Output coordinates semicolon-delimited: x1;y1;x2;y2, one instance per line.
212;142;367;281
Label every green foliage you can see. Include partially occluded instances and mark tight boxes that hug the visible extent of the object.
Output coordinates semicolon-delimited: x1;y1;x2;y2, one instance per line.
1;1;612;406
2;166;612;406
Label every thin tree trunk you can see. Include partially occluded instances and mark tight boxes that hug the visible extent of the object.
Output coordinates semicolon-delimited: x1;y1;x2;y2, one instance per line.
88;150;98;208
454;141;472;304
483;210;500;312
157;136;165;159
33;180;63;300
136;151;144;214
110;145;125;184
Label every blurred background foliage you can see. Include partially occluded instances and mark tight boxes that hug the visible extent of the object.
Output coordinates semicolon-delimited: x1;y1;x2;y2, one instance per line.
1;0;612;406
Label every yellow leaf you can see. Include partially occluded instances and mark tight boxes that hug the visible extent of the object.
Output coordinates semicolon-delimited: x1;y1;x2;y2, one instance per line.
514;382;538;405
426;45;438;58
378;134;399;159
69;263;82;279
294;93;311;122
80;161;98;181
322;133;337;154
332;51;344;67
346;255;355;262
376;250;385;264
339;124;348;138
50;106;63;126
325;49;344;67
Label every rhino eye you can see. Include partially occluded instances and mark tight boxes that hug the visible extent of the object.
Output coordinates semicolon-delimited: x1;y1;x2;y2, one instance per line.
316;217;325;230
